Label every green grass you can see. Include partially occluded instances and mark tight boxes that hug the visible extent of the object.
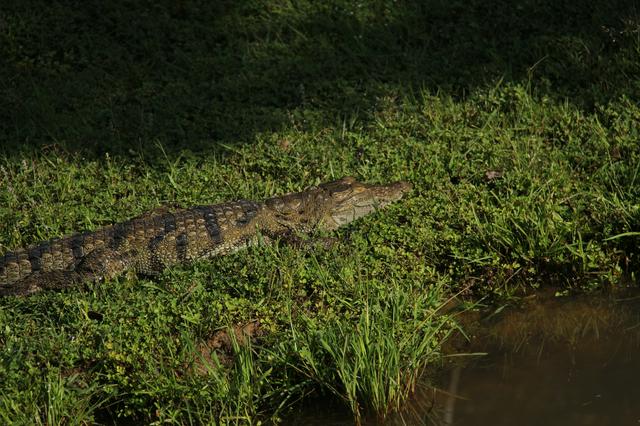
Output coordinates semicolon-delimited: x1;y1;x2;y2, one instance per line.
284;282;456;423
1;0;639;423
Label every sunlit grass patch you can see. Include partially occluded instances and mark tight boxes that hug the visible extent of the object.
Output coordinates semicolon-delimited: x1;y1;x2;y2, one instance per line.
0;370;110;426
287;282;456;423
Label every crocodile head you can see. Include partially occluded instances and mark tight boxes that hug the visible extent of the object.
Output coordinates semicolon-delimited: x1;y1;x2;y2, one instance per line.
266;176;412;232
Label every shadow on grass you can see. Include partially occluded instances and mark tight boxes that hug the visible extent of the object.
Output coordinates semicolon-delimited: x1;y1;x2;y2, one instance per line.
1;0;638;159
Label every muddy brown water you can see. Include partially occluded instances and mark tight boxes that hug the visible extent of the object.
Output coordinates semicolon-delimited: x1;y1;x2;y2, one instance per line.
286;287;640;425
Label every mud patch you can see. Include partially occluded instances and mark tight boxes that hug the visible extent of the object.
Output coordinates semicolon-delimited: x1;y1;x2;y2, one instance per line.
191;320;264;374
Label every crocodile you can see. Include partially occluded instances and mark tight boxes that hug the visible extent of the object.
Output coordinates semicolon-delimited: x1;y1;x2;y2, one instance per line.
0;177;411;297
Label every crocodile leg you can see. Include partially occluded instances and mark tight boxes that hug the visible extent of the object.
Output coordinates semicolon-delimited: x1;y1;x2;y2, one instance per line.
279;234;340;251
74;247;135;280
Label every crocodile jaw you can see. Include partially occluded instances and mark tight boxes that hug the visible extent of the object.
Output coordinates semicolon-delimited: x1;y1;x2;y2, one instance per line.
320;177;412;230
264;177;412;232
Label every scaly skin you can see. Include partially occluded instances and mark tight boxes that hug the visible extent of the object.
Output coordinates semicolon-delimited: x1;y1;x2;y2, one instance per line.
0;177;412;296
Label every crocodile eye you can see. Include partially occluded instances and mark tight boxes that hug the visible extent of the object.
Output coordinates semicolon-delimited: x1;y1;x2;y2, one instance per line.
329;183;351;195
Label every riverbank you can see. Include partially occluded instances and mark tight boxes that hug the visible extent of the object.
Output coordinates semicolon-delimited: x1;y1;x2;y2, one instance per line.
1;1;639;423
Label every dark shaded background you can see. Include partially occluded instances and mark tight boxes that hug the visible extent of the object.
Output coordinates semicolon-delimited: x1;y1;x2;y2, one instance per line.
1;0;638;158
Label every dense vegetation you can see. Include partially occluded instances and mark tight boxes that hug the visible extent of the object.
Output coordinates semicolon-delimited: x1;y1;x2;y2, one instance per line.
1;0;638;423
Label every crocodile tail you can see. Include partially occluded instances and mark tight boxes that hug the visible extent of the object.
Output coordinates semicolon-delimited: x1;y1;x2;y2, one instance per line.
0;247;38;288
